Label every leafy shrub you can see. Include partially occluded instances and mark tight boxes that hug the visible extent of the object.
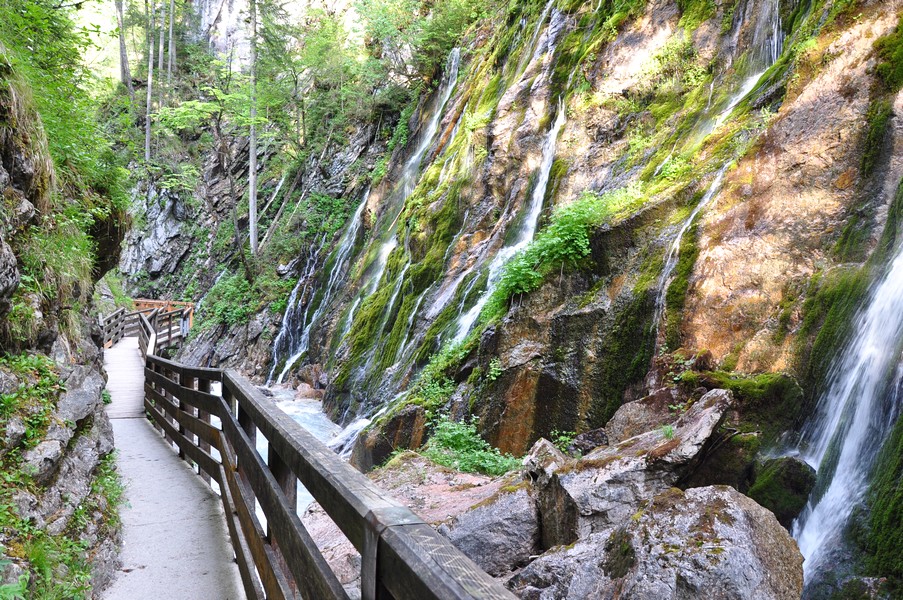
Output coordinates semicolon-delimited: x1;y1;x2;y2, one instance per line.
423;417;520;476
198;273;257;328
482;184;645;321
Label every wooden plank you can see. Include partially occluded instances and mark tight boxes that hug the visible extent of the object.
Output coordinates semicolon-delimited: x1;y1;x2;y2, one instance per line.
220;442;292;600
379;524;516;600
217;463;265;600
144;399;223;484
146;387;221;449
147;354;223;381
144;369;225;418
219;410;349;600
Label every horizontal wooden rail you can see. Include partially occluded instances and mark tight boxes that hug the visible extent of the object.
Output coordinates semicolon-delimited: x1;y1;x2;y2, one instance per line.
109;308;515;600
100;301;192;350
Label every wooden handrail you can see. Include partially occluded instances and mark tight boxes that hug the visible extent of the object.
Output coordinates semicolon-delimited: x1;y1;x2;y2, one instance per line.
103;307;516;600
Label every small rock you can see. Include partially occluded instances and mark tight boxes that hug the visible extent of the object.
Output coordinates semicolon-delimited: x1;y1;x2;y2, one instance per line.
2;415;25;451
566;428;608;456
522;438;568;485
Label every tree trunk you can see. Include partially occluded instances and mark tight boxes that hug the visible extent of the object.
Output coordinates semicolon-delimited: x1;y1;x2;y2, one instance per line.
116;0;134;101
144;0;155;164
248;0;259;257
157;0;166;108
166;0;175;89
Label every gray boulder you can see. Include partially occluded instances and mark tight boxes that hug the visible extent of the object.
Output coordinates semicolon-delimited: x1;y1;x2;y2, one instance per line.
537;389;732;546
509;485;803;600
438;484;540;577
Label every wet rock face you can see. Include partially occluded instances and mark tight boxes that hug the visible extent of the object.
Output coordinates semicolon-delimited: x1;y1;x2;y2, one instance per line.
509;485;803;600
683;7;903;371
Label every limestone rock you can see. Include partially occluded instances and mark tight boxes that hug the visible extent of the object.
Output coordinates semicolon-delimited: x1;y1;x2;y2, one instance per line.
0;233;18;316
22;440;64;485
605;387;678;443
510;485;803;600
565;428;608;456
438;484;540;577
538;389;732;546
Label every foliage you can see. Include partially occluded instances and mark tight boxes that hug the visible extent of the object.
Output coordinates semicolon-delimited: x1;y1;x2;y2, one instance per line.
482;184;645;322
549;429;576;453
660;424;675;440
422;416;520;476
677;0;716;31
196;273;258;328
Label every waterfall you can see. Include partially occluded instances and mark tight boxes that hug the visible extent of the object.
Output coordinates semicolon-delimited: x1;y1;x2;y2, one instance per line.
713;0;784;129
268;189;368;384
515;0;555;76
453;99;567;342
345;48;461;323
793;247;903;583
654;166;727;328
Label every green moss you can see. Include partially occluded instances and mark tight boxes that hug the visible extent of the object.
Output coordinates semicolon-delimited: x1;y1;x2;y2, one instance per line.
864;412;903;588
747;457;816;528
602;527;636;578
664;220;700;350
676;0;716;31
861;99;893;177
797;267;870;397
588;264;658;428
832;213;871;262
875;15;903;92
694;371;805;443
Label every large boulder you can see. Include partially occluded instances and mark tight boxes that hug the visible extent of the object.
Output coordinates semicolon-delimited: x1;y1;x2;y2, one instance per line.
437;483;540;577
509;485;804;600
536;389;732;546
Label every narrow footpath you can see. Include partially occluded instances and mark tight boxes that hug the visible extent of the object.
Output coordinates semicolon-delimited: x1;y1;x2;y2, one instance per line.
102;337;243;600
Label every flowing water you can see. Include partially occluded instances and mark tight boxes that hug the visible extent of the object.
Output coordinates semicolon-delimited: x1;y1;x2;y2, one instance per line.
792;247;903;584
269;48;460;384
453;99;567;342
269;190;368;384
653;166;727;327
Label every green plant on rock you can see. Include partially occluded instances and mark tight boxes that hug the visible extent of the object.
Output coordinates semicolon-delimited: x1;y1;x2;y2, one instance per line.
423;416;520;476
875;15;903;92
482;183;645;323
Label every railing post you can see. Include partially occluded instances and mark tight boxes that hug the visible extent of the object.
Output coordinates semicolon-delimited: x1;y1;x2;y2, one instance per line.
180;373;196;462
198;378;212;486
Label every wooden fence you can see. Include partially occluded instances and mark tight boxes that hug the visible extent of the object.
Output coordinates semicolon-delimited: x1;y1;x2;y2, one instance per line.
105;309;515;600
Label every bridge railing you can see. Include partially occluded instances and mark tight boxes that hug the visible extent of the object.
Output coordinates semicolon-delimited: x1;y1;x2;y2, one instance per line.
128;310;515;600
101;302;192;350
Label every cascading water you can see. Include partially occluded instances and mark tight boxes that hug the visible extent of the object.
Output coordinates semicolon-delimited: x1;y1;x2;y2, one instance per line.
453;99;567;342
792;247;903;585
268;189;369;383
343;48;461;324
655;0;785;340
712;0;784;129
270;48;460;384
653;167;726;326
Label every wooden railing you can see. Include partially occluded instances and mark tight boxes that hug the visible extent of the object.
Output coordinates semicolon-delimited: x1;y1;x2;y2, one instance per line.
103;309;515;600
100;302;193;349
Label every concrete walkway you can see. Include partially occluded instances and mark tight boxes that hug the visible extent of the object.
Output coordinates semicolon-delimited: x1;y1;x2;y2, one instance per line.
103;337;244;600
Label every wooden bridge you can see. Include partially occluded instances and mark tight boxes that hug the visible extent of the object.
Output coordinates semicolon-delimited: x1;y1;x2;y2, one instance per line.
99;304;515;600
